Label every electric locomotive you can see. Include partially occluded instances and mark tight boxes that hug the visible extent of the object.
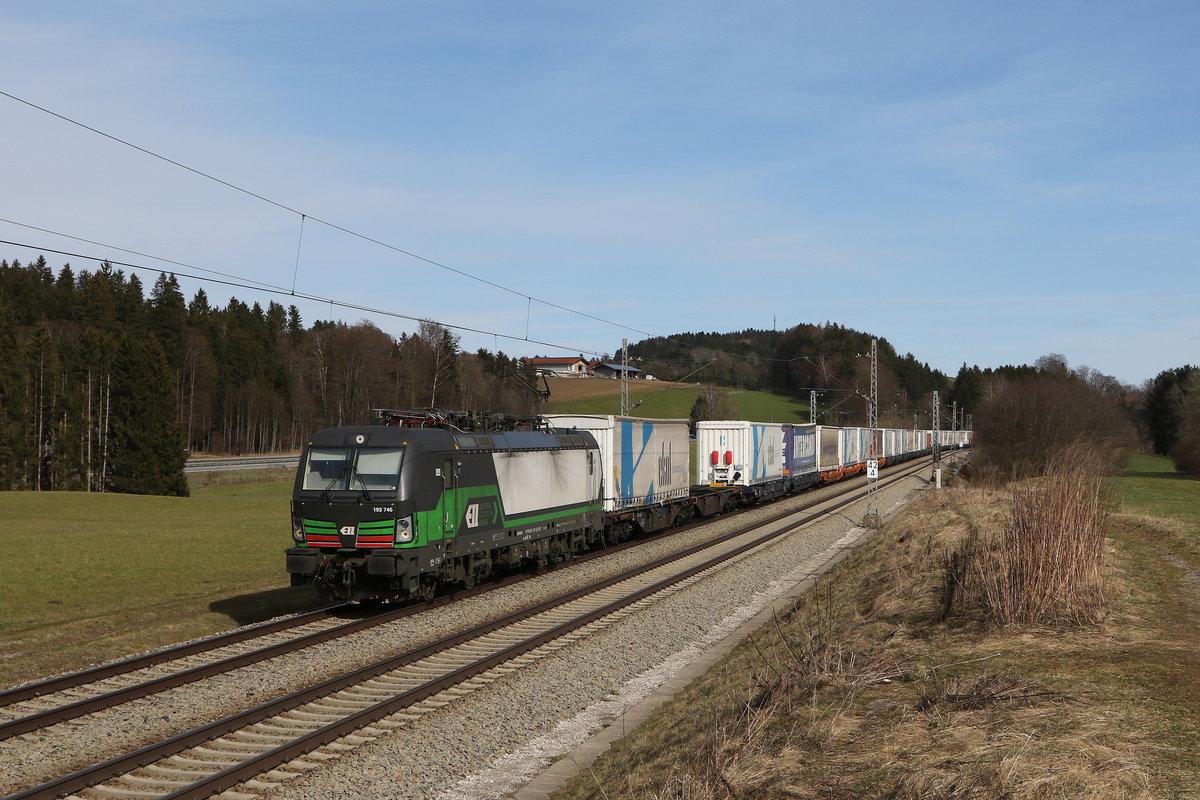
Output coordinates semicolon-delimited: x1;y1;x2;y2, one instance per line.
286;410;605;602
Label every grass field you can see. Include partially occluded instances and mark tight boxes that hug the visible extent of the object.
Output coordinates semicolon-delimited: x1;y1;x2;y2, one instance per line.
1119;451;1200;524
0;480;318;686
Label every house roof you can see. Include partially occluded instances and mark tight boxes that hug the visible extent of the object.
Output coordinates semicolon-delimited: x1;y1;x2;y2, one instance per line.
593;362;641;373
525;356;587;366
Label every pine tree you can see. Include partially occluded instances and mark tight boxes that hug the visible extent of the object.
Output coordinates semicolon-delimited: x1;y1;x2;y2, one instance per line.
0;300;30;488
106;334;189;496
1145;365;1199;455
149;272;187;371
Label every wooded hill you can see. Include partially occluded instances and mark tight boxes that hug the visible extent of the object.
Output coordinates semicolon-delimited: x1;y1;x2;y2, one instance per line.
627;326;953;428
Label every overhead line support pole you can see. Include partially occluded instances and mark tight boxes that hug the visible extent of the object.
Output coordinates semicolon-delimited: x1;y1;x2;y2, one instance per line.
864;338;880;528
933;390;942;489
620;338;630;416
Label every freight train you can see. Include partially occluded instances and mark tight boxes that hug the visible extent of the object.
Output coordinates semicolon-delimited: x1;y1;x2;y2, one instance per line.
285;409;971;602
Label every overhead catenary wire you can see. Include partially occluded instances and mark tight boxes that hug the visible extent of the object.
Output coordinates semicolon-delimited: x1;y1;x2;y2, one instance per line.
4;89;941;371
0;213;881;377
0;219;874;380
2;235;948;427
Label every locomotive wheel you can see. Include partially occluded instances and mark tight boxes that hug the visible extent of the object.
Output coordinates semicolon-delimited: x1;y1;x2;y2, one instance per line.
418;575;440;602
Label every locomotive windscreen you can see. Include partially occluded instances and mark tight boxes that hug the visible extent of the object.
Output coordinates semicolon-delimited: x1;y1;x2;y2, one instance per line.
301;446;405;492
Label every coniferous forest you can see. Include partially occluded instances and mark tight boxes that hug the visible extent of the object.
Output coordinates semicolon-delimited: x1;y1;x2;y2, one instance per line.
0;257;542;494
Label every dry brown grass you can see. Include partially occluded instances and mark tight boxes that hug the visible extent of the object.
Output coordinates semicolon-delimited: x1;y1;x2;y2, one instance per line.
553;481;1197;800
944;445;1112;626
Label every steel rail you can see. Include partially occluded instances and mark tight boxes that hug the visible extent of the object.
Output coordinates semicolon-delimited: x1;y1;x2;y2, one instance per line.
159;459;943;800
0;605;347;708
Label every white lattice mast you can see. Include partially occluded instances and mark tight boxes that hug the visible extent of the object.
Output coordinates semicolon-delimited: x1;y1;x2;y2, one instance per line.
932;390;942;489
864;338;880;526
620;338;630;416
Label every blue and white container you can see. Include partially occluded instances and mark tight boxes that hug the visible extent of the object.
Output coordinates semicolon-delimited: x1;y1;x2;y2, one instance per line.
695;420;787;487
542;415;691;512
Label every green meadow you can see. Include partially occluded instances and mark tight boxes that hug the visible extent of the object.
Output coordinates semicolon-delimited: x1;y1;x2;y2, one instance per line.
0;480;316;685
1118;451;1200;526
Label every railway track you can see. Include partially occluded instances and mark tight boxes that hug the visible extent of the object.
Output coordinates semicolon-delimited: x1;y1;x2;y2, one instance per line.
3;457;939;800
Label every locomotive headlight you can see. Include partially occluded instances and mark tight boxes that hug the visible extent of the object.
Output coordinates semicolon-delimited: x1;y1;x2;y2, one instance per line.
291;516;304;543
396;517;414;543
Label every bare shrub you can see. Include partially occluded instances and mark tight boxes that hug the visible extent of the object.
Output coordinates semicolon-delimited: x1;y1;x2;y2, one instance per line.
689;385;735;427
946;445;1111;625
972;370;1135;482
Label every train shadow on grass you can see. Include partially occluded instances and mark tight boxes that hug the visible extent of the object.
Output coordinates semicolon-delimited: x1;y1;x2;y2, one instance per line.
209;586;330;626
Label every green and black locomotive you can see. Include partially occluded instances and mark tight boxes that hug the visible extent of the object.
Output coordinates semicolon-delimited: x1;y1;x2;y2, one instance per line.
286;410;605;602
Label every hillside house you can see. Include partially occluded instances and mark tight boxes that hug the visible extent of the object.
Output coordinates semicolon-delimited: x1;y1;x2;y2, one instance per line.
525;355;590;377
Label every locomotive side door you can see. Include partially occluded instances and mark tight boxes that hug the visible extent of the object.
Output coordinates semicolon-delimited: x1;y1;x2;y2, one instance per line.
440;456;459;553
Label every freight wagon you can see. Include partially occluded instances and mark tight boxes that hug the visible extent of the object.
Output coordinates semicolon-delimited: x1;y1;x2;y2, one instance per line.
694;420;789;499
541;414;696;536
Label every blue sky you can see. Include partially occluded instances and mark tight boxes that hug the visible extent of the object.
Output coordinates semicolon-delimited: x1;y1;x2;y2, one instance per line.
1;1;1196;385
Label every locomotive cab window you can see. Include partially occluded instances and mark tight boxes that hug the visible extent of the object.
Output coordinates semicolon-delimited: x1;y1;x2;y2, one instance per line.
302;447;349;488
301;446;404;492
354;448;405;491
